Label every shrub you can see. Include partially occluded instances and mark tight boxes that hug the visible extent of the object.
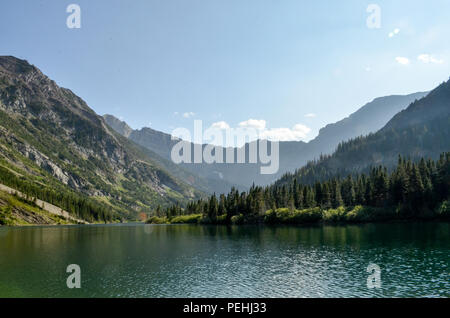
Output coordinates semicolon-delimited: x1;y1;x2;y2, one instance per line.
290;207;323;223
264;209;277;224
231;214;245;224
216;214;227;224
344;205;396;222
264;207;322;224
322;206;347;222
170;214;202;224
436;200;450;219
146;216;168;224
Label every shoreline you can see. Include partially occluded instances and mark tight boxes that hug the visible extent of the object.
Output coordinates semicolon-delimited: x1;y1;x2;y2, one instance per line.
2;218;449;229
146;204;450;226
2;202;448;228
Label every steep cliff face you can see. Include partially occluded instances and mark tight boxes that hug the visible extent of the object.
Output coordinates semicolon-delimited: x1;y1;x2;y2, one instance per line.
0;56;202;220
104;92;427;190
103;114;133;138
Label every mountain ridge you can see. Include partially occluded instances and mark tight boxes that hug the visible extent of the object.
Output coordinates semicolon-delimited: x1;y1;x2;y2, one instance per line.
0;56;205;221
275;78;450;187
104;91;427;190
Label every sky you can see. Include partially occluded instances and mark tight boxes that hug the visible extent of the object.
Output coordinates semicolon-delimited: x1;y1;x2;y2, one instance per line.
1;0;450;146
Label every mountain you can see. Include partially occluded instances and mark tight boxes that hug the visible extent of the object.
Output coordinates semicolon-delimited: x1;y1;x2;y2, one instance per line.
299;92;428;160
0;56;205;222
104;91;426;190
104;116;179;161
163;80;449;225
275;78;450;186
103;114;133;138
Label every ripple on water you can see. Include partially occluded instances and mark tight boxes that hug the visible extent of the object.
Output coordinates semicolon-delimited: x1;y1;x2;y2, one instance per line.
0;223;448;297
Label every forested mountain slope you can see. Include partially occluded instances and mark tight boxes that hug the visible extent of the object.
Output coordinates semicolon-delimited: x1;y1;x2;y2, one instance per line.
0;56;203;222
275;78;450;186
105;91;426;189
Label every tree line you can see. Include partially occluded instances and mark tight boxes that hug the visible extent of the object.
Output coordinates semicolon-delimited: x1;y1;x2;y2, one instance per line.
153;152;450;224
0;165;116;223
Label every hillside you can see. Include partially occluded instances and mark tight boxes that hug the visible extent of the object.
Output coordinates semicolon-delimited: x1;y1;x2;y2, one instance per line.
0;184;85;226
104;91;426;190
307;92;428;155
0;56;204;222
275;78;450;186
156;78;449;224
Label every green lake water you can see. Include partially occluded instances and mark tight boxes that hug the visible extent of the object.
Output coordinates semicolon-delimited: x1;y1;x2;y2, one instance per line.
0;222;448;297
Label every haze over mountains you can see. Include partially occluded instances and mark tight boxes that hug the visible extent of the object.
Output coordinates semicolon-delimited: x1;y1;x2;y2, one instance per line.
0;55;448;224
104;91;427;192
275;78;450;187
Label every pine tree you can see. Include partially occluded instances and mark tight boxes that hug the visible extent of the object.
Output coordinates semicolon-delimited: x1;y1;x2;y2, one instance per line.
208;194;219;221
408;164;425;210
332;180;343;208
321;183;331;208
373;167;389;207
342;175;356;206
218;194;227;216
304;186;316;208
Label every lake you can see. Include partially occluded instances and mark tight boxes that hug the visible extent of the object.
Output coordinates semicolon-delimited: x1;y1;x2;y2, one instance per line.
0;222;448;297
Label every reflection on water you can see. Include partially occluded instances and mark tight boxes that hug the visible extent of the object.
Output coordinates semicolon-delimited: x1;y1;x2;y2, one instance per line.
0;222;449;297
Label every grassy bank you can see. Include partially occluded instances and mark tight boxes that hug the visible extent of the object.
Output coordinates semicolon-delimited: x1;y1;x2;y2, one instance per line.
146;214;203;224
0;190;76;226
146;201;450;225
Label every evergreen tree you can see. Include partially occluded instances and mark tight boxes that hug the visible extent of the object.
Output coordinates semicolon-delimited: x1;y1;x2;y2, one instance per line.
321;183;331;208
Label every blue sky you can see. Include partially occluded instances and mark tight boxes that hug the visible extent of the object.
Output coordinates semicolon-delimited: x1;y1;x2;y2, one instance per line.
1;0;450;143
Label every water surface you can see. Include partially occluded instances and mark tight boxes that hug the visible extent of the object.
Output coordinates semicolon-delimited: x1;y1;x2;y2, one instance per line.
0;222;448;297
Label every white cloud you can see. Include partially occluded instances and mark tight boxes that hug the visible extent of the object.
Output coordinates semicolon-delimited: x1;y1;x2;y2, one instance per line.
174;111;179;116
365;66;372;72
395;57;410;65
304;113;316;118
183;112;195;118
238;119;311;142
389;28;400;38
190;118;312;146
210;121;230;130
207;118;312;144
238;119;266;130
417;54;444;64
259;124;311;142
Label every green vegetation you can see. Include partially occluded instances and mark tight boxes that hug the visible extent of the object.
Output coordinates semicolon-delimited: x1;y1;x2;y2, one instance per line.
0;164;115;223
146;215;169;224
264;207;322;224
150;153;450;225
0;56;207;225
276;80;450;188
263;205;398;224
0;106;194;219
436;200;450;218
146;214;219;224
170;214;203;224
0;190;74;226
